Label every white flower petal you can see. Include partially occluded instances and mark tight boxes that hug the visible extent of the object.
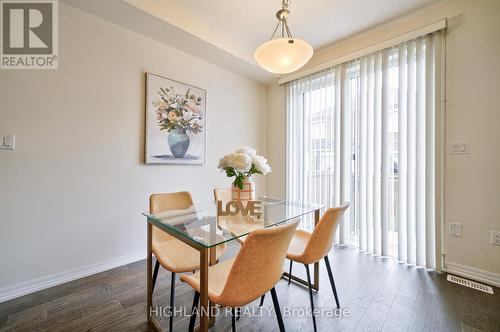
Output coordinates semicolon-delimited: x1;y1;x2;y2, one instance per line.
235;146;257;156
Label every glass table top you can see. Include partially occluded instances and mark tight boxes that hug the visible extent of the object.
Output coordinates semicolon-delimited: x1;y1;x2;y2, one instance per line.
143;197;323;248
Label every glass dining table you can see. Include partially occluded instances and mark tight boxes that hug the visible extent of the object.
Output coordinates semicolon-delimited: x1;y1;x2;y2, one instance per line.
143;197;323;332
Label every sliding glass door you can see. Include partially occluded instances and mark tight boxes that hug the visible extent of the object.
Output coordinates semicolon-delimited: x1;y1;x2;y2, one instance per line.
286;32;443;268
287;69;339;231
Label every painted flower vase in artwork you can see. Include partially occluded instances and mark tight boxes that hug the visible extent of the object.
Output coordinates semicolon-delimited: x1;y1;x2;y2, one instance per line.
168;128;190;158
231;177;256;202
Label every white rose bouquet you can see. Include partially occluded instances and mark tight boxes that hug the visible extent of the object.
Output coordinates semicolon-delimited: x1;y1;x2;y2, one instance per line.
218;146;272;189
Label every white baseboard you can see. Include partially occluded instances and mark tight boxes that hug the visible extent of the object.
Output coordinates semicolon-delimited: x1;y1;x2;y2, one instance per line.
0;250;146;303
443;261;500;289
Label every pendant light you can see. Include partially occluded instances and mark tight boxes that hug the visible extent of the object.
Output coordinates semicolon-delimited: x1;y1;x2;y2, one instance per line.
254;0;313;74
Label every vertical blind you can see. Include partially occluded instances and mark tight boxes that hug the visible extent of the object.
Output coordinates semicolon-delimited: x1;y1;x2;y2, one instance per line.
286;31;443;268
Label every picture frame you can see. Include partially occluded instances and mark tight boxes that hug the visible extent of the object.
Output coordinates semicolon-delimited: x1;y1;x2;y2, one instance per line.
145;73;206;165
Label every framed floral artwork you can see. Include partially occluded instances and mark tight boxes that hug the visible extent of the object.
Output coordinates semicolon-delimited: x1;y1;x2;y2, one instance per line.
145;73;206;165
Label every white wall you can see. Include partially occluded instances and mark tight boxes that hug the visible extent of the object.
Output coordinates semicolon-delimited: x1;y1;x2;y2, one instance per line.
265;82;286;198
266;0;500;282
0;3;267;300
443;0;500;280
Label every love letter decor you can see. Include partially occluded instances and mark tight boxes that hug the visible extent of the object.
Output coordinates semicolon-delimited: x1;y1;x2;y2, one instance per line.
217;200;262;219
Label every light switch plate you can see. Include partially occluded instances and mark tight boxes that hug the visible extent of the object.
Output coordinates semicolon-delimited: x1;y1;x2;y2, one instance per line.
449;222;462;237
491;231;500;246
0;134;15;150
451;142;469;154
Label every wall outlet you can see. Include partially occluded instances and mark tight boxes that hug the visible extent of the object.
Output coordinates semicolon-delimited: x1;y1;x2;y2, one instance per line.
451;142;469;154
491;231;500;246
449;222;462;237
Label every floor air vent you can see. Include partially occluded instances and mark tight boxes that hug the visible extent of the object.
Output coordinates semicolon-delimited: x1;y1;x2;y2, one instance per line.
447;274;494;294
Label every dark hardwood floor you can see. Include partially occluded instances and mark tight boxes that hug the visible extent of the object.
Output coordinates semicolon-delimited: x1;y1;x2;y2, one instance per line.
1;246;499;331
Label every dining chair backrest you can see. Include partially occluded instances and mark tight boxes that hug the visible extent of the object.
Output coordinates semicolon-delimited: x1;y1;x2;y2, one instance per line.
213;188;231;203
216;220;299;307
149;191;194;241
150;191;193;214
301;203;350;264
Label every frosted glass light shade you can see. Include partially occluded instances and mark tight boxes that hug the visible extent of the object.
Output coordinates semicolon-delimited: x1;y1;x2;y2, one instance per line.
254;38;313;74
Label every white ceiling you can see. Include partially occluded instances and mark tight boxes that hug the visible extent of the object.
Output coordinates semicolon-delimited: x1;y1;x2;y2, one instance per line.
164;0;439;53
64;0;441;82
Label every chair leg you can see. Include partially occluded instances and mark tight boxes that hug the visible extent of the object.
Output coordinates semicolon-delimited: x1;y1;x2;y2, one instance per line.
169;272;176;332
270;287;286;332
324;255;340;308
304;264;317;332
259;294;265;306
188;291;200;332
152;260;160;292
236;307;241;320
231;307;237;332
288;260;293;285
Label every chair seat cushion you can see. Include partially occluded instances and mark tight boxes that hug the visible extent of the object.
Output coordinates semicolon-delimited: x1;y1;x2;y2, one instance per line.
286;229;312;264
180;258;235;304
153;234;225;273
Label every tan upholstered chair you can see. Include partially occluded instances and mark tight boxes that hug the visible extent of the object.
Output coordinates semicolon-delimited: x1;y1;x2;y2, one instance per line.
150;191;225;332
286;203;349;331
213;187;232;203
180;220;299;332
